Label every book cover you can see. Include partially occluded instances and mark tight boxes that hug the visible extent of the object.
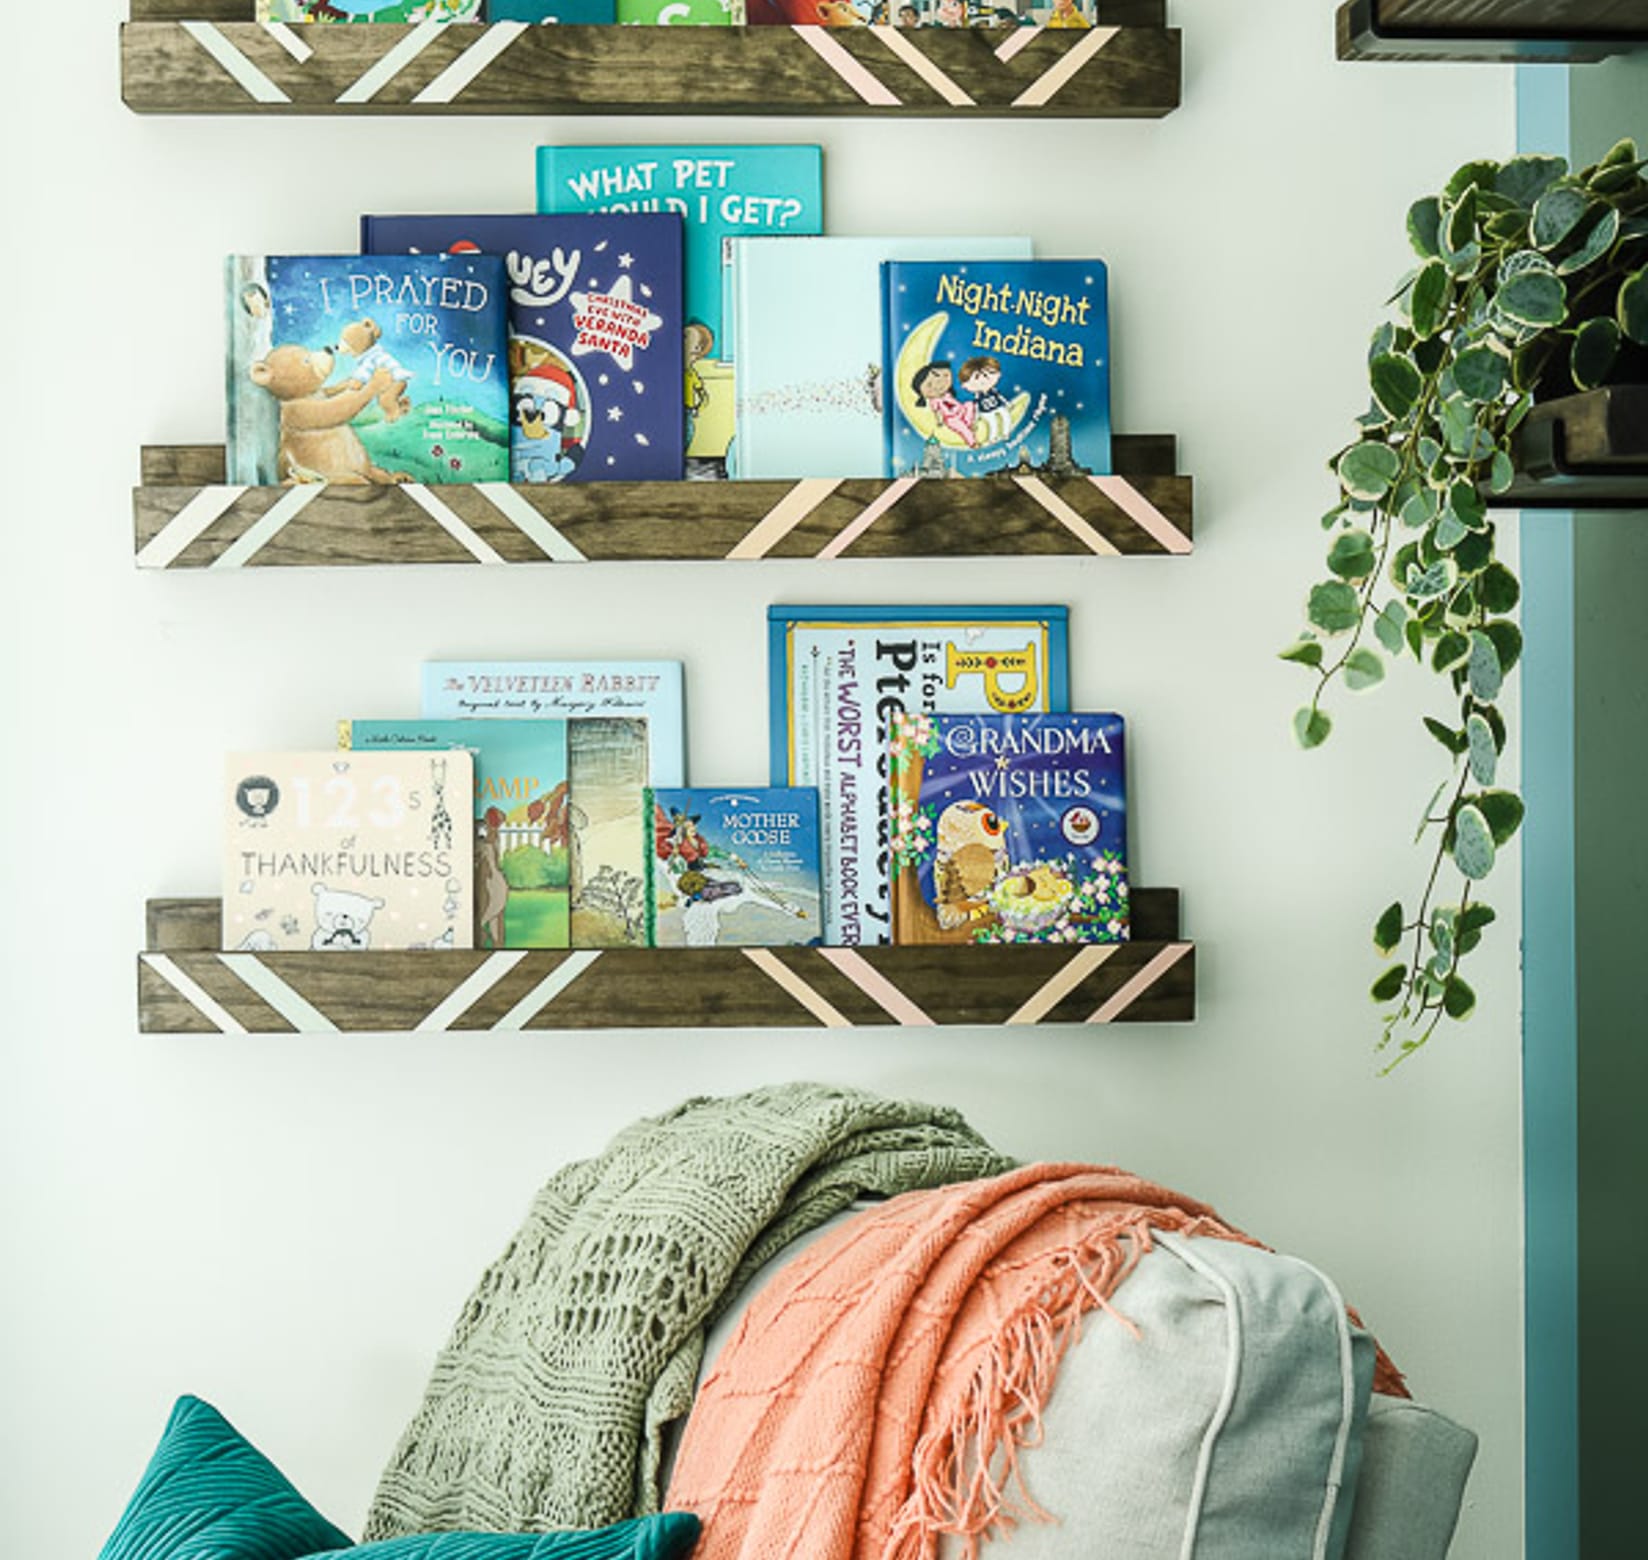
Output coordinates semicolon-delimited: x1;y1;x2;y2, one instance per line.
881;258;1111;480
257;2;482;23
537;144;823;474
421;660;685;788
648;787;822;947
767;605;1070;946
730;235;1032;480
888;712;1129;946
223;750;474;953
341;719;570;949
227;253;509;487
564;718;650;948
493;1;617;17
361;213;685;483
616;0;735;23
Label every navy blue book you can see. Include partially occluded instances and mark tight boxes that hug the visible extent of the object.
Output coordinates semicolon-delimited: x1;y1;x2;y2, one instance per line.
881;259;1112;480
362;212;686;483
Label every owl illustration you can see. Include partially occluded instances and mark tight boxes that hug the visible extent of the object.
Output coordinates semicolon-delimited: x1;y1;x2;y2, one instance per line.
934;800;1009;930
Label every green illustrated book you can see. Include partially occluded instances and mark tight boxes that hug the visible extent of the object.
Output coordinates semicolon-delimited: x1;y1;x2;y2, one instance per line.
256;2;483;21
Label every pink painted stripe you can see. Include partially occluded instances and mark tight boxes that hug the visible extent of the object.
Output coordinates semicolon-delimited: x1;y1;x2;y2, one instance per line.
1014;475;1119;556
744;949;851;1028
819;947;934;1026
1013;24;1118;109
1089;474;1192;554
816;478;917;559
994;23;1042;64
792;25;901;106
1087;943;1192;1024
728;478;842;560
1007;944;1118;1026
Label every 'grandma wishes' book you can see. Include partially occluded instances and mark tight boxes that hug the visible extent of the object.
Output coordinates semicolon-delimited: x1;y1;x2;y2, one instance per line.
341;719;570;949
565;718;651;948
257;2;480;23
888;712;1129;947
227;254;508;487
537;145;823;473
768;605;1069;946
362;213;685;483
881;259;1111;480
223;750;474;953
649;787;822;947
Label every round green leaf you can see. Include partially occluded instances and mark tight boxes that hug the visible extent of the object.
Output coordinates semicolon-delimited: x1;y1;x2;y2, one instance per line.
1308;581;1361;634
1279;638;1324;668
1424;716;1467;755
1371;353;1424;420
1371;963;1408;1003
1449;479;1489;530
1467;712;1497;785
1532;185;1591;250
1558;206;1620;275
1452;804;1497;880
1294;706;1332;749
1454;345;1508;404
1338;441;1401;500
1434;510;1470;551
1619;266;1648;346
1498;269;1568;328
1344;647;1386;691
1443;976;1478;1021
1485;619;1523;676
1475;789;1526;846
1374;901;1405;956
1490;450;1516;493
1374;599;1409;655
1494;154;1566;208
1401;487;1440;529
1454;529;1493;575
1432;629;1470;673
1410;261;1452;339
1407;557;1459;601
1478;562;1521;614
1407;197;1442;259
1572;317;1621;391
1445;161;1497;201
1327;528;1377;581
1499;248;1556;285
1468;629;1504;701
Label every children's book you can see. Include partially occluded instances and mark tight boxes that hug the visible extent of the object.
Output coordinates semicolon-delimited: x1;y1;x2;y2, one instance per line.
881;259;1111;480
421;660;685;788
223;750;474;953
340;719;570;949
493;1;616;17
648;787;822;947
888;712;1129;946
768;605;1070;946
257;2;482;23
537;145;823;475
226;254;509;487
730;236;1032;480
361;213;685;483
567;718;651;948
616;0;735;22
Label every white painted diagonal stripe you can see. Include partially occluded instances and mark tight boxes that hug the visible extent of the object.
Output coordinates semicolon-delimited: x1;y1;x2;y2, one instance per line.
211;483;324;570
136;485;248;570
792;25;901;107
1087;942;1192;1024
818;948;934;1026
869;27;975;107
218;954;338;1033
420;952;528;1032
142;955;247;1035
477;482;587;562
402;484;506;564
413;21;528;104
995;24;1042;64
492;952;602;1031
1089;475;1192;554
728;479;842;560
744;950;851;1029
816;477;916;559
1006;944;1118;1025
181;22;291;104
1014;475;1121;556
338;20;447;105
261;21;313;63
1013;24;1118;109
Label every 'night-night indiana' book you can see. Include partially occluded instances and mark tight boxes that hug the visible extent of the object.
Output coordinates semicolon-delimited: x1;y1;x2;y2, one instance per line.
362;213;685;483
888;712;1129;947
881;259;1111;480
649;787;822;947
227;254;509;487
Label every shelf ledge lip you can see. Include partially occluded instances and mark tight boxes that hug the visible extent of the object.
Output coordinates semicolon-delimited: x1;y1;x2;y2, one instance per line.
1337;0;1648;61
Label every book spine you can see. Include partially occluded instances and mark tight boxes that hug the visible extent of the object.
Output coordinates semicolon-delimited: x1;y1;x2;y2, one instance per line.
879;263;896;480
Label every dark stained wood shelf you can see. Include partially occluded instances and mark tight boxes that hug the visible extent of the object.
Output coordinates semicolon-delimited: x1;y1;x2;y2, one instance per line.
1487;387;1648;509
133;438;1194;567
138;892;1195;1031
1337;0;1648;62
122;3;1180;118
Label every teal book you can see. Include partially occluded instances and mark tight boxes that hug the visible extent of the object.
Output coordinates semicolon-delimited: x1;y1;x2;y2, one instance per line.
730;235;1032;480
341;718;570;950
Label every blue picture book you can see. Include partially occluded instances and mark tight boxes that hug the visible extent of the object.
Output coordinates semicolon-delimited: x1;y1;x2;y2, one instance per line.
536;145;823;471
491;1;616;18
226;253;509;487
257;2;482;20
730;235;1032;480
648;787;822;947
881;259;1111;480
888;712;1129;947
361;213;685;483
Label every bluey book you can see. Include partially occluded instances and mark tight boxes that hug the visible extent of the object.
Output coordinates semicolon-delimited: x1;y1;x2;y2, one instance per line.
362;213;685;483
768;605;1070;946
648;787;822;947
257;2;481;22
223;750;474;953
731;236;1032;480
537;145;823;474
567;718;651;948
421;660;685;787
227;254;509;487
493;1;616;17
881;259;1111;480
340;719;570;949
888;712;1129;947
616;0;735;22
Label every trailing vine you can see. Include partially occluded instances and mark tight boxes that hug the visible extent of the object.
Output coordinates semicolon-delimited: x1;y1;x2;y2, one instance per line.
1283;140;1648;1068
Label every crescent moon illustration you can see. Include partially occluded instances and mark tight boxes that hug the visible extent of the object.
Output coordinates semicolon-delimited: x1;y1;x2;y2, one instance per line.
893;310;1030;451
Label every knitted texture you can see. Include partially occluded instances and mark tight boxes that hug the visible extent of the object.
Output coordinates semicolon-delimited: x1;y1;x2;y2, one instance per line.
365;1083;1015;1540
666;1163;1407;1560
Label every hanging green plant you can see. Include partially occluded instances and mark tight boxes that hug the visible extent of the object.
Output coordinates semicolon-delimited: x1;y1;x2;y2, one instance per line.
1283;139;1648;1067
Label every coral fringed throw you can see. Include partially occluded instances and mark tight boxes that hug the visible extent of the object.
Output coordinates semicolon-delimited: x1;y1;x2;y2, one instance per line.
668;1163;1406;1560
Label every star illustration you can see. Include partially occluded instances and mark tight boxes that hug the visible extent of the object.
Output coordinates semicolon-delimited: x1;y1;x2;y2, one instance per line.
607;406;624;422
570;274;664;372
619;253;634;268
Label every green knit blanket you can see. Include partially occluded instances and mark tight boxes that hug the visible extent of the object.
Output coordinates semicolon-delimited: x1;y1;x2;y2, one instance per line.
364;1082;1014;1539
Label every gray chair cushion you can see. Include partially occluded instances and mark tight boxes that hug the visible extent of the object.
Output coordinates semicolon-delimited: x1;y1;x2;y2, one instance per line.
1341;1394;1479;1560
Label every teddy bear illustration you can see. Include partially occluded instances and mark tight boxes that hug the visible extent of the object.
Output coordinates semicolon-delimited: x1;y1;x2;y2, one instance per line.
310;883;386;951
248;343;411;486
334;317;411;423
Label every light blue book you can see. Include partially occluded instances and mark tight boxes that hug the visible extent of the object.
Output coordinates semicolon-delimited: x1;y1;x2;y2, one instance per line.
421;660;685;787
730;235;1033;480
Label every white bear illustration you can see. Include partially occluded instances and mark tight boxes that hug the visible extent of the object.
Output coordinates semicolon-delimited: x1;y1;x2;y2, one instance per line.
310;883;385;952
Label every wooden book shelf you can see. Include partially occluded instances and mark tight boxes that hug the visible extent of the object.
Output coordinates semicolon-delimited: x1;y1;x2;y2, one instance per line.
1488;387;1648;510
122;3;1181;118
1336;0;1648;62
138;891;1195;1032
133;437;1194;567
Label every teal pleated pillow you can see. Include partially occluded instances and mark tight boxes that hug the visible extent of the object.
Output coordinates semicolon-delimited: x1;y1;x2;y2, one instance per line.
337;1519;701;1559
